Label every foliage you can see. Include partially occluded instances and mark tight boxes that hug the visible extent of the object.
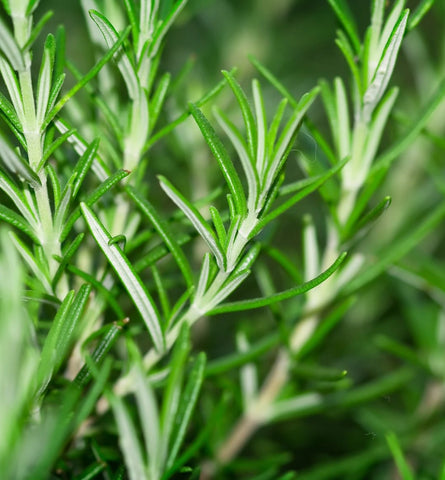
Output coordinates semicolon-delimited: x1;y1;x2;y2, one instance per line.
0;0;444;478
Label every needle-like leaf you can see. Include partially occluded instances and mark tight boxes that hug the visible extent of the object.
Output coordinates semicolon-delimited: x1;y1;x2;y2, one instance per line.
81;203;165;352
159;175;226;270
189;103;247;218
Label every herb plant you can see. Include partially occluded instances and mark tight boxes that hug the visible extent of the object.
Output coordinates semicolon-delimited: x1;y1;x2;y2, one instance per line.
1;0;445;479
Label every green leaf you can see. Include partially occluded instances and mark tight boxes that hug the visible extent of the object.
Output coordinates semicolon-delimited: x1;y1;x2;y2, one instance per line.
385;432;414;480
0;17;25;71
360;87;399;177
44;26;131;128
372;76;445;174
109;394;147;480
408;0;435;30
0;170;38;228
190;103;247;218
343;202;445;295
160;325;190;467
362;9;408;120
54;284;92;372
36;34;55;127
148;0;188;59
81;203;165;352
222;69;257;159
70;138;100;199
166;352;206;469
252;79;267;176
0;90;22;133
123;0;138;45
0;204;39;243
334;77;350;160
89;10;139;100
335;30;362;96
9;231;53;294
61;169;129;241
128;343;161;479
39;128;75;172
267;98;288;157
252;157;348;238
208;269;251;309
0;132;41;187
74;320;126;387
213;106;259;212
37;290;76;393
126;186;194;289
22;10;54;52
248;55;298;109
152;266;170;319
53;185;72;236
211;252;347;314
327;0;361;54
209;205;227;246
195;253;211;302
52;233;84;289
46;72;65;115
264;86;320;194
149;72;171;132
342;195;391;243
159;175;226;270
0;56;24;122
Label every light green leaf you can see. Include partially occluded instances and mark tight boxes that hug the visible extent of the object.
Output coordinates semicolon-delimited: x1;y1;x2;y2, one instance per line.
0;205;38;243
89;10;139;100
44;26;131;128
264;86;320;195
253;157;348;238
386;432;414;480
70;138;100;198
61;169;129;241
0;133;41;187
209;205;227;246
132;360;161;479
222;69;257;159
10;231;53;294
159;175;226;270
408;0;435;30
22;10;54;52
213;106;259;212
190;103;247;218
81;203;165;352
362;9;408;120
127;186;194;289
334;77;350;160
109;394;147;480
160;325;190;467
36;34;55;127
0;170;38;228
327;0;361;54
252;79;267;176
149;72;171;132
0;56;25;123
0;90;22;134
210;252;347;314
360;86;398;178
0;17;25;71
148;0;188;59
343;202;445;295
166;352;206;469
74;320;126;387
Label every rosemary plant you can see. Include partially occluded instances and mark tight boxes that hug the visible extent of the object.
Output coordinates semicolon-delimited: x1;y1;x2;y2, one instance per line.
1;0;445;479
